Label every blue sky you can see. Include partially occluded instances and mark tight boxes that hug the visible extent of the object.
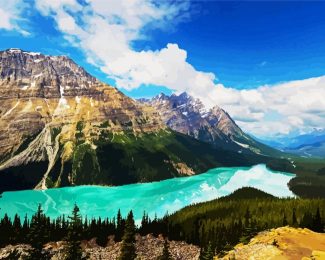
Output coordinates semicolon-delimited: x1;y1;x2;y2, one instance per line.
144;1;325;89
0;0;325;137
1;1;325;92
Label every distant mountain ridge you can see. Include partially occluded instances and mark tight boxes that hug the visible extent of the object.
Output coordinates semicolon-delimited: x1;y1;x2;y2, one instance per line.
0;48;286;192
261;129;325;158
140;92;279;156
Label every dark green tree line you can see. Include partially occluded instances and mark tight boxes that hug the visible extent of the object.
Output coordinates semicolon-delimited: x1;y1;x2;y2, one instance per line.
0;187;324;258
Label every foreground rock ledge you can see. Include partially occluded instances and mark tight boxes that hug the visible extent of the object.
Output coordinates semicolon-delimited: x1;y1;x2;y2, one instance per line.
218;227;325;260
0;234;200;260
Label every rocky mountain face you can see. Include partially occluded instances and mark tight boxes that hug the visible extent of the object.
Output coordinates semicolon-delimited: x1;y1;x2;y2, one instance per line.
0;49;164;159
141;92;277;156
0;49;210;192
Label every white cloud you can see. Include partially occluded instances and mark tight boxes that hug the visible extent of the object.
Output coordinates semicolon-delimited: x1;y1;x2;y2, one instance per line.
214;76;325;137
34;0;81;15
29;0;325;137
31;0;218;100
0;8;12;30
3;0;325;137
0;0;30;35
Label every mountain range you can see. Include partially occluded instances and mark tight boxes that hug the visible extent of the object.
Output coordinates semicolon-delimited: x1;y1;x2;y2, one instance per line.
0;48;286;192
261;129;325;158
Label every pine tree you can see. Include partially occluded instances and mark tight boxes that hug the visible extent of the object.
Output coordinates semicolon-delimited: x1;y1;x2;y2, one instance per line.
116;209;123;242
22;214;29;243
0;214;12;247
118;211;136;260
83;216;89;239
65;204;86;260
13;214;21;232
140;211;148;235
157;238;173;260
240;208;255;244
199;241;214;260
27;204;49;260
244;207;250;227
282;213;288;226
96;223;108;247
300;212;313;229
292;208;298;227
312;207;323;232
10;214;22;244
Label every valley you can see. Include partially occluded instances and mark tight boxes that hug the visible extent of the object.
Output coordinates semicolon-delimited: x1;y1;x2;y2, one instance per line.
0;1;324;259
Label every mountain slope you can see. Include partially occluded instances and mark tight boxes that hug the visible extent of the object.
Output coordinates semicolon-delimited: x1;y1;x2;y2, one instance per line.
140;93;279;156
0;49;287;193
0;49;173;191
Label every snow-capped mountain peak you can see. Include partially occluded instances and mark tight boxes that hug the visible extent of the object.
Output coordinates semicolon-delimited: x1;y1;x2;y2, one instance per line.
140;92;275;155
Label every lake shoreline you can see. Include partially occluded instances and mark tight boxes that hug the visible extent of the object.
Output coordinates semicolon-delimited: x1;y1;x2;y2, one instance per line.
0;164;295;222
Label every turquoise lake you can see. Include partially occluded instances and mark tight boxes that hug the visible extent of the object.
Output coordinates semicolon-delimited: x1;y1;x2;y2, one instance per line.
0;164;295;222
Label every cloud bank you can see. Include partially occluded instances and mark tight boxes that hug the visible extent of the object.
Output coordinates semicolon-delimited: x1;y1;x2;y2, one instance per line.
1;0;325;137
212;76;325;137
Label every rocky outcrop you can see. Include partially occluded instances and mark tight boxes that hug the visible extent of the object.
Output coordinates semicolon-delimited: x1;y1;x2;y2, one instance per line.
218;227;325;260
0;234;200;260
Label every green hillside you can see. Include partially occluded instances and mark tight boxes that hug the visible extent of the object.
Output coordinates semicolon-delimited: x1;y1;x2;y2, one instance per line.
0;131;287;192
166;187;325;255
